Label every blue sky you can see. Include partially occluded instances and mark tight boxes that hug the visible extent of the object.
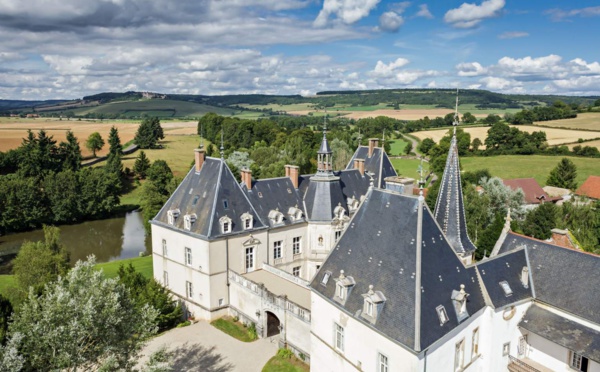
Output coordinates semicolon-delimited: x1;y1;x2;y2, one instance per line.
1;0;599;99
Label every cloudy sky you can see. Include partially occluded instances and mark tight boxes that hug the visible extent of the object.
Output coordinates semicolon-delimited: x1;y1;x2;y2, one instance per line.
1;0;600;100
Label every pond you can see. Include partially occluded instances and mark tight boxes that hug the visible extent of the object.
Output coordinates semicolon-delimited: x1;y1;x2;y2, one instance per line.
0;211;151;273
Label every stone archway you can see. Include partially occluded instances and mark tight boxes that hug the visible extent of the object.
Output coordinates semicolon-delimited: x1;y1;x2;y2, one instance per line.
266;311;281;337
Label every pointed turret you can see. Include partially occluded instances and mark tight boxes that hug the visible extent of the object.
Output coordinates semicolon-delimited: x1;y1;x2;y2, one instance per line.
433;90;477;257
317;119;333;176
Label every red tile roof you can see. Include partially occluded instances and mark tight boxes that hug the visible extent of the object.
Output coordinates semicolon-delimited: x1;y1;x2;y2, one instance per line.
503;178;560;204
576;175;600;200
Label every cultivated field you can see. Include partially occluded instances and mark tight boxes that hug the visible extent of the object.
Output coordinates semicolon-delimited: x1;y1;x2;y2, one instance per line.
534;112;600;131
460;155;600;186
0;118;197;157
567;139;600;150
412;125;600;147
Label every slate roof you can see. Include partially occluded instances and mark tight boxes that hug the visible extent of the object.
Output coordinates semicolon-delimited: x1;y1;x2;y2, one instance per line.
495;231;600;324
477;249;532;308
520;304;600;363
503;178;558;204
346;146;397;189
318;131;332;154
576;175;600;199
153;157;265;238
303;176;348;222
242;177;305;227
310;189;486;352
433;135;476;255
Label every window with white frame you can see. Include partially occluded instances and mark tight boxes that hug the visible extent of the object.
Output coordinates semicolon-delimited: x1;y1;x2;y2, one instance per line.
241;212;253;230
436;305;449;325
570;351;589;372
499;281;513;296
162;239;168;257
455;339;465;372
334;323;344;352
220;216;232;233
472;328;479;358
185;247;192;266
245;247;254;272
366;300;374;316
337;283;345;300
293;236;301;255
163;271;169;287
273;240;282;259
518;335;527;356
378;353;388;372
335;230;342;241
167;209;179;225
184;214;196;230
186;281;193;298
293;266;300;277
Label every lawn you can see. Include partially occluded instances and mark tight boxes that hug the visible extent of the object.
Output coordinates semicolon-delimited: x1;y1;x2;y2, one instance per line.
211;316;257;342
262;353;309;372
0;255;153;296
390;158;429;179
387;137;409;156
460;155;600;186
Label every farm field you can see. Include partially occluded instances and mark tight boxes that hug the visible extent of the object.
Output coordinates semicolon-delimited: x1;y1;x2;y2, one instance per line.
567;139;600;150
412;125;600;147
533;112;600;131
65;99;236;118
460;155;600;186
0;118;197;157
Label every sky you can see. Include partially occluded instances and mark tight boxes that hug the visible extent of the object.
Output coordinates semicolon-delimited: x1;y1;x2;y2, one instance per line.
1;0;600;100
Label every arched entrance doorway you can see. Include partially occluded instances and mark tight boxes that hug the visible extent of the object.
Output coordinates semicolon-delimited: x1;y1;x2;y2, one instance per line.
266;311;281;337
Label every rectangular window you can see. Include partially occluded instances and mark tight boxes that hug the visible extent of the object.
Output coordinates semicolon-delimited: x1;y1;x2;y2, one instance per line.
518;335;527;357
378;353;388;372
244;218;251;229
472;328;479;358
162;239;167;257
321;271;331;286
163;271;169;287
335;230;342;241
436;305;449;325
185;247;192;266
218;298;224;306
367;301;374;316
186;281;193;298
337;283;345;300
293;266;300;277
273;241;282;259
335;323;344;352
455;339;465;372
245;247;254;271
223;221;230;233
293;236;301;255
570;351;589;372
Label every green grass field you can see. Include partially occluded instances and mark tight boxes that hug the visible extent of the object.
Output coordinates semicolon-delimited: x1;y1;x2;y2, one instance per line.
0;255;153;297
460;155;600;186
390;158;429;178
262;354;309;372
68;99;236;118
388;138;409;156
211;317;257;342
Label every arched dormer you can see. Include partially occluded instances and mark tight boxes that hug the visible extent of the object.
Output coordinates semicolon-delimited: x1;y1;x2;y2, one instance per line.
268;208;284;225
183;213;197;231
240;212;253;230
288;206;304;221
219;216;232;234
167;209;180;225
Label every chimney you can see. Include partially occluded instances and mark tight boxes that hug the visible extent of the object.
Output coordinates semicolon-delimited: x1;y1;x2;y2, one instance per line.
354;158;365;176
368;138;379;158
244;168;252;190
194;148;206;172
285;164;291;178
288;165;299;189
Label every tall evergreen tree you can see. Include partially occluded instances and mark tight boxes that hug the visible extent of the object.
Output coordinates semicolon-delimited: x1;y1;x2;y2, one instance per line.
133;151;151;179
522;202;559;240
59;131;82;171
108;126;123;156
546;158;578;190
135;117;163;149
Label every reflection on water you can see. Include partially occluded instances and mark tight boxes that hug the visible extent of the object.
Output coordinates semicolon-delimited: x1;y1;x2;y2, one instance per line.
0;211;150;267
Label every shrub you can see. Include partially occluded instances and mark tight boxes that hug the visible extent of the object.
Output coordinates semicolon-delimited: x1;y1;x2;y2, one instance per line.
277;348;293;359
248;322;257;340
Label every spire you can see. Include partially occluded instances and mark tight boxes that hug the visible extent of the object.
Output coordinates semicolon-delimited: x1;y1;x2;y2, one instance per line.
453;88;459;135
433;91;476;256
220;129;224;159
381;129;385;148
317;116;333;175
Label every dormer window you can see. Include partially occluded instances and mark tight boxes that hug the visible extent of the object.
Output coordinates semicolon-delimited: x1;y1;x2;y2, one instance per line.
500;281;513;296
220;216;232;234
288;206;303;221
183;214;197;231
268;209;284;225
240;212;253;230
436;305;449;326
361;285;386;324
167;209;180;225
333;270;355;305
520;267;529;288
451;284;470;322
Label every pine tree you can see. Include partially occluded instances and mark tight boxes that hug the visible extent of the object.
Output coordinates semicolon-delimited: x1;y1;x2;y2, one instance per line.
60;131;82;171
108;126;123;156
522;202;559;240
546;158;578;190
134;117;163;149
133;151;151;179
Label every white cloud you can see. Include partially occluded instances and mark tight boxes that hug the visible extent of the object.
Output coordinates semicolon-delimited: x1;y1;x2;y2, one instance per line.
498;31;529;39
415;4;433;19
497;55;564;75
456;62;487;76
42;55;93;75
444;0;505;28
379;11;404;32
545;6;600;21
479;76;515;90
370;58;410;77
314;0;381;27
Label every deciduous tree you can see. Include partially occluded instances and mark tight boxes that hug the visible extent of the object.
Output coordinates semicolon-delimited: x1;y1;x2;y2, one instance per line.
85;132;105;158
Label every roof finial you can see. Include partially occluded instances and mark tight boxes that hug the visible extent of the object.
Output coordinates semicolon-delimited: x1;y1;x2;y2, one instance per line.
382;129;385;147
358;128;362;147
220;129;224;159
453;88;459;135
418;157;425;198
200;124;204;148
